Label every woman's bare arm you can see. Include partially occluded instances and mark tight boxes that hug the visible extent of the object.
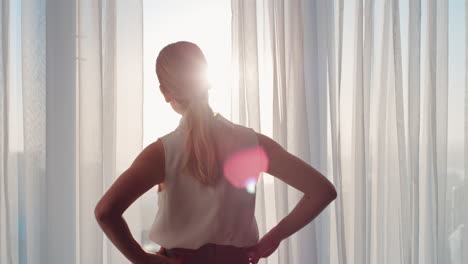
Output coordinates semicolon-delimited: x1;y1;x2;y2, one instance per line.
94;139;166;263
257;132;337;242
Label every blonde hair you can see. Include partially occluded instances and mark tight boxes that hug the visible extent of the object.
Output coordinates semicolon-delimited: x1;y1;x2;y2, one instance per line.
155;41;219;185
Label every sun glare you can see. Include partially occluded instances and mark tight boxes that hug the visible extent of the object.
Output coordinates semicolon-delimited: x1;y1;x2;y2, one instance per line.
206;56;232;116
143;0;232;145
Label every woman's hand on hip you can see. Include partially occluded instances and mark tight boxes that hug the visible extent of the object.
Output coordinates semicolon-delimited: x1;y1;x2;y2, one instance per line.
246;231;282;264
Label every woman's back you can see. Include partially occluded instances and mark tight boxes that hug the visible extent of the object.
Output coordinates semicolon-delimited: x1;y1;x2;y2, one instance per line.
149;113;261;250
95;41;336;264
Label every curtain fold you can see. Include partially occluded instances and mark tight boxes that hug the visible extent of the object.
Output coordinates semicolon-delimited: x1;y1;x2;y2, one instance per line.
0;0;12;263
351;1;368;263
408;1;421;263
22;0;46;263
374;3;391;263
435;1;449;263
77;0;108;263
465;2;468;262
391;1;410;263
325;0;347;263
421;0;438;263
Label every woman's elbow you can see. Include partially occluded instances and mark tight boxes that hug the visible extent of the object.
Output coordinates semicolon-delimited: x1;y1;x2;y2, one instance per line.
94;204;107;223
94;202;115;223
322;182;337;203
329;185;337;201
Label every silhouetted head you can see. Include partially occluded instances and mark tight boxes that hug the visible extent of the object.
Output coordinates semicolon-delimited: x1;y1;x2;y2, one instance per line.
156;41;210;114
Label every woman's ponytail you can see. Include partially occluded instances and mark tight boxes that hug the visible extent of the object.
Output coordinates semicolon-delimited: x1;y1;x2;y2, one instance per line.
182;96;219;185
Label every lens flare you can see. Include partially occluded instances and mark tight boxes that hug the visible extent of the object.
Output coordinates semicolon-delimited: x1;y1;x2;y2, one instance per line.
223;146;268;192
245;178;257;194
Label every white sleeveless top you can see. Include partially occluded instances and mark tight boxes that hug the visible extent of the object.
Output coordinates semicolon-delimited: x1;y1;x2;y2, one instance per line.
149;113;260;250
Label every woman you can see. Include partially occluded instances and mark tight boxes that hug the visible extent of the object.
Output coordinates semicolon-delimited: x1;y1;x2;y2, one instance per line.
95;41;337;264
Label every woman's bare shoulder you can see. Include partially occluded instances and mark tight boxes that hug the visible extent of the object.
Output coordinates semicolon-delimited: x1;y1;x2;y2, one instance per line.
255;132;282;153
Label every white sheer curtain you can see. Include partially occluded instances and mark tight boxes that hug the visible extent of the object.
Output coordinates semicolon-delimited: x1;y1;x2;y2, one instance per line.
1;1;47;263
232;0;468;264
77;0;143;264
1;0;144;263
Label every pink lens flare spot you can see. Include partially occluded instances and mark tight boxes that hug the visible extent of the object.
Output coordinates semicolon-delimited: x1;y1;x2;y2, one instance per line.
223;146;269;190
